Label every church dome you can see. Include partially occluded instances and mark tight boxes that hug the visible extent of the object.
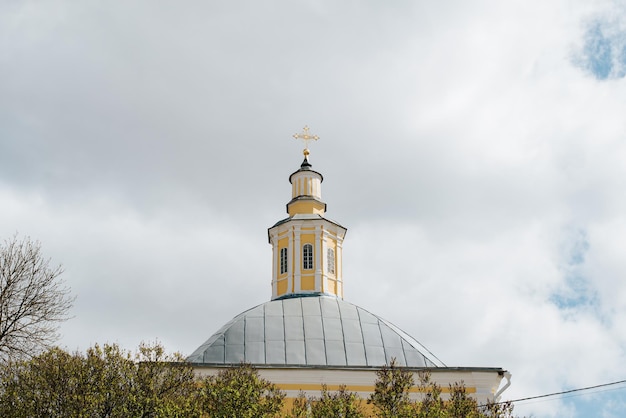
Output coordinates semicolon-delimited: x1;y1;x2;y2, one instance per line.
187;295;438;368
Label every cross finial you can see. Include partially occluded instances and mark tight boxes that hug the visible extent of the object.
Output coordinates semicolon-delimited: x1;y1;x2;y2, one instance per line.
293;125;319;156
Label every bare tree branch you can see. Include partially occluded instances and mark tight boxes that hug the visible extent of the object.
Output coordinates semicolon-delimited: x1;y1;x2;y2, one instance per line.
0;235;74;361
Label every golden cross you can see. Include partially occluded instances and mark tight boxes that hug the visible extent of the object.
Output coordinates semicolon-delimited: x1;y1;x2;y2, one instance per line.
293;126;319;152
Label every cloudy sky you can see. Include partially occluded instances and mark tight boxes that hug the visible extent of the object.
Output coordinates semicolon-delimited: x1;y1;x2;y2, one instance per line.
2;0;626;416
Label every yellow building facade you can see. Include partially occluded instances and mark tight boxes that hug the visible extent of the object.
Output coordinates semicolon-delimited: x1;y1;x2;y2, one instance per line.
268;149;347;300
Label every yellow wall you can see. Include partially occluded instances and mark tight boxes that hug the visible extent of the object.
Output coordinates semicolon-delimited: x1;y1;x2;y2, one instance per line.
287;200;325;216
270;218;346;299
279;383;477;415
277;279;288;295
301;276;315;291
194;366;502;409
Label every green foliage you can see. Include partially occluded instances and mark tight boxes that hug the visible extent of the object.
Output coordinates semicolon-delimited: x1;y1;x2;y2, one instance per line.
288;385;366;418
412;371;446;418
288;391;310;418
0;347;87;417
368;358;416;417
0;347;516;418
0;342;202;418
445;381;481;418
479;399;516;418
413;373;516;418
311;385;365;418
200;362;285;418
368;360;517;418
127;342;201;417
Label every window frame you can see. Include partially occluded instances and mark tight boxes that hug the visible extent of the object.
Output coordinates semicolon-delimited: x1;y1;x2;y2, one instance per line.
327;247;335;274
280;247;288;274
302;244;313;270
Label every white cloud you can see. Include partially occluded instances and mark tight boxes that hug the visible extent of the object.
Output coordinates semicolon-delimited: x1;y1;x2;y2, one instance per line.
2;1;626;416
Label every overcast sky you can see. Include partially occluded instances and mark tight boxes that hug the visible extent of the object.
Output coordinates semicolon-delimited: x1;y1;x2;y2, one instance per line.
2;1;626;416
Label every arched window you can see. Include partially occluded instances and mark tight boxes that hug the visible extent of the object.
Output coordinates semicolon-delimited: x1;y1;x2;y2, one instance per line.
302;244;313;270
280;248;288;274
327;248;335;274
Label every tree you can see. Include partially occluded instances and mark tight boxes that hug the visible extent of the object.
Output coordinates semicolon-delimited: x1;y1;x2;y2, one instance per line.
200;362;285;418
129;341;201;417
0;344;516;417
288;391;310;418
414;374;516;418
412;371;446;418
478;398;516;418
0;235;73;360
368;358;416;417
0;347;86;417
368;359;517;418
289;385;366;418
0;342;202;418
445;381;482;418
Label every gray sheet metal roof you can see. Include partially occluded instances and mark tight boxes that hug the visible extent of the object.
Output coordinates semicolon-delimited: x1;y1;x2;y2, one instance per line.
188;295;439;368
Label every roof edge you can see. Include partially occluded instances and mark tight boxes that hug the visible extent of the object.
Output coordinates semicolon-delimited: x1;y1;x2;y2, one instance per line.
188;363;507;373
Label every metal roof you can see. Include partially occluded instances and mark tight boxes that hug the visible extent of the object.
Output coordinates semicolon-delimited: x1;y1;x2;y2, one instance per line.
187;295;439;368
269;213;346;230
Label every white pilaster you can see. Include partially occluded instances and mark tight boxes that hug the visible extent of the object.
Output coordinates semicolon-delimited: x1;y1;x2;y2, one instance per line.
336;240;344;298
271;232;278;299
315;226;322;293
293;225;301;294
